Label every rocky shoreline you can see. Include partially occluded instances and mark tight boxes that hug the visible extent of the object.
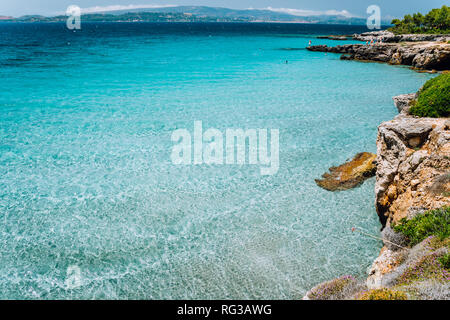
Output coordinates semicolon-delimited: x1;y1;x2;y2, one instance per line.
305;31;450;300
304;94;450;300
307;31;450;71
316;35;353;40
375;107;450;227
353;30;450;43
315;30;450;43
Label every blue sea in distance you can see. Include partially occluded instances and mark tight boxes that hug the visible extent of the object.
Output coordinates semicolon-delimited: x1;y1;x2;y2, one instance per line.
0;23;435;299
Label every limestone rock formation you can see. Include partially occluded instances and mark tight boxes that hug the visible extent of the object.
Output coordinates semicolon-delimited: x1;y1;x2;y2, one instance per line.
392;93;417;114
354;31;450;43
366;236;450;300
366;246;405;289
304;32;450;300
307;42;450;71
316;35;352;40
353;31;395;42
375;116;450;226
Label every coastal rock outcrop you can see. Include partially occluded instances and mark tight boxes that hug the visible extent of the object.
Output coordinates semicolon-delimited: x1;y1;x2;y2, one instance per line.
375;115;450;227
315;152;376;191
306;89;449;300
366;246;405;289
393;93;417;114
353;31;395;41
307;42;450;71
317;35;352;40
353;31;450;43
305;31;450;300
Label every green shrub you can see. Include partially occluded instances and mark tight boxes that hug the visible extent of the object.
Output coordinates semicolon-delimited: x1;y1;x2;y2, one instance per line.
389;6;450;34
438;253;450;269
358;288;408;300
393;206;450;246
409;73;450;118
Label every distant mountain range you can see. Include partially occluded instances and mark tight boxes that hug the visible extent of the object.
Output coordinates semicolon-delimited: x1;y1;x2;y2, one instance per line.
0;6;392;25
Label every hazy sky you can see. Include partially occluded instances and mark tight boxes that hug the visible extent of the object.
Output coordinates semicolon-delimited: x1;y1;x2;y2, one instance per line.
0;0;446;18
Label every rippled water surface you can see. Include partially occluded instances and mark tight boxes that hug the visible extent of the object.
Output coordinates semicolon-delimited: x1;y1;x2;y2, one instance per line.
0;23;434;299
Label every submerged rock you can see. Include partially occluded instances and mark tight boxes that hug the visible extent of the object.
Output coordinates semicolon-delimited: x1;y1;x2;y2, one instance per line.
315;152;377;191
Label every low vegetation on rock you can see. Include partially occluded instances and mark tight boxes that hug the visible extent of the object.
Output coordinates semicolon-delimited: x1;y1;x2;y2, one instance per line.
393;206;450;246
438;253;450;269
396;250;450;285
306;207;449;300
389;6;450;34
409;73;450;118
381;208;449;299
357;288;408;300
305;275;361;300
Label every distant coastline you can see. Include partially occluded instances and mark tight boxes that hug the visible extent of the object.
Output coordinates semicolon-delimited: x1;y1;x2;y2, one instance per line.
0;6;392;25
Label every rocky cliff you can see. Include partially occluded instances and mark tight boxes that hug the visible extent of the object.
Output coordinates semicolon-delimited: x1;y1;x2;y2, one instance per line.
304;31;449;300
365;89;450;294
375;98;450;227
304;95;450;300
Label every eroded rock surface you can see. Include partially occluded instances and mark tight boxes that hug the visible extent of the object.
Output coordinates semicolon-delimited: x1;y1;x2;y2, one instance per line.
393;93;417;114
315;152;376;191
316;35;352;40
353;31;450;43
366;246;405;289
375;116;450;226
304;33;450;300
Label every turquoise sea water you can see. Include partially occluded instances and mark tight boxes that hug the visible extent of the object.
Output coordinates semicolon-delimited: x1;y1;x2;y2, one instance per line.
0;23;434;299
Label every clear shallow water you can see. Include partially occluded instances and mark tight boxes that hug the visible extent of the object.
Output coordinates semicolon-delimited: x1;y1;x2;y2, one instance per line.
0;23;434;299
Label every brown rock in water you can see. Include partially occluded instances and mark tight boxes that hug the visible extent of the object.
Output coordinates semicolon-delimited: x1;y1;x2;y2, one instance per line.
315;152;377;191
